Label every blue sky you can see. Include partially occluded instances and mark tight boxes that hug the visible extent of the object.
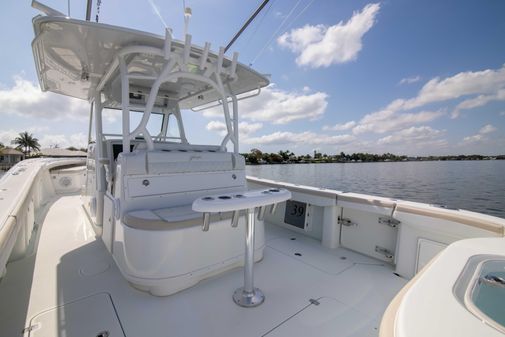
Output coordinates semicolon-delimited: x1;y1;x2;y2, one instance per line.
1;0;505;155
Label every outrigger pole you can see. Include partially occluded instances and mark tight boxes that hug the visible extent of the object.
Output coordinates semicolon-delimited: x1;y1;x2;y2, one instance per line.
224;0;270;53
85;0;92;21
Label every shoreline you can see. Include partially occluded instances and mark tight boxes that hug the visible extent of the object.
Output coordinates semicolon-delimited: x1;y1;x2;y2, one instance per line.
245;158;505;165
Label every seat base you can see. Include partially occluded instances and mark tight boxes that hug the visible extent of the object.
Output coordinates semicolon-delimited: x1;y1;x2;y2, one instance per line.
111;207;265;296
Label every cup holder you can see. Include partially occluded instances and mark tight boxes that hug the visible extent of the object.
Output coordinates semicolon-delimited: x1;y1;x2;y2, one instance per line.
200;189;284;203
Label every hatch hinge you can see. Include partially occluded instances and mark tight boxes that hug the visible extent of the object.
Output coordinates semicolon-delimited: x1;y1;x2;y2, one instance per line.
338;217;356;227
375;245;394;260
378;216;400;228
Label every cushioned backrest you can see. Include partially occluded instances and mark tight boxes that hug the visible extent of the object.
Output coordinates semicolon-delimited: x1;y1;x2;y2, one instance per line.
118;150;245;176
147;151;239;174
117;150;246;212
118;151;147;175
135;142;221;152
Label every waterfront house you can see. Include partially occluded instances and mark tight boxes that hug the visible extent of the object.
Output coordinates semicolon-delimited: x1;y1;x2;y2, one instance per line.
0;148;24;170
37;148;87;157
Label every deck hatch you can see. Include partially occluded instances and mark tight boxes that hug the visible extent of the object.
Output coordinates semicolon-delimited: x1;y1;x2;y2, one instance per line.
27;293;125;337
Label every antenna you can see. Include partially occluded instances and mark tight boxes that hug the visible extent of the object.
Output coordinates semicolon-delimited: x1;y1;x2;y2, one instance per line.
147;0;168;29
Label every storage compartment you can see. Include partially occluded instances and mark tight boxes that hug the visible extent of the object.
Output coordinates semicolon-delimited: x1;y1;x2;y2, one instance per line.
264;297;378;337
394;201;502;279
339;207;398;263
113;211;265;296
416;238;446;273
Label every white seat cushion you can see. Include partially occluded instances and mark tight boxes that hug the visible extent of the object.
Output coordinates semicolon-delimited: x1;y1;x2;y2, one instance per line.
123;204;235;230
147;151;243;174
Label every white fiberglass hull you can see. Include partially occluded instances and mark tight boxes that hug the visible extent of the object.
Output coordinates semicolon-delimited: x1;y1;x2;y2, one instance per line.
0;158;504;337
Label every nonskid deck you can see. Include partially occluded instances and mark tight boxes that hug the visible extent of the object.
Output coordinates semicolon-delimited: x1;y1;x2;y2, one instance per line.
0;195;407;337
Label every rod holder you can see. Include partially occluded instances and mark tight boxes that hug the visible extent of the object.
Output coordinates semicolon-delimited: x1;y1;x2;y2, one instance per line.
200;42;210;70
164;28;172;60
269;203;277;215
202;212;211;231
217;47;224;74
230;52;238;78
231;210;240;228
257;206;266;221
183;34;192;68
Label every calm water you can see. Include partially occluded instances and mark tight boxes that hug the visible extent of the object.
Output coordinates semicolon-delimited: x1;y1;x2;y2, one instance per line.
2;161;504;218
247;160;505;219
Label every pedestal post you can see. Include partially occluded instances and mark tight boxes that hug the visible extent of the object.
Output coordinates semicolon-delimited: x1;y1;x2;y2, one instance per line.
233;207;265;307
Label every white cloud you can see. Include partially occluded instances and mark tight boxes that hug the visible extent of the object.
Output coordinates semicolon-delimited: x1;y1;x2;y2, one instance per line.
26;126;50;133
277;3;380;68
69;133;88;147
352;109;445;134
206;121;263;138
462;134;483;143
452;89;505;118
350;64;505;134
39;134;69;148
245;131;355;146
0;129;87;149
103;109;121;123
388;65;505;118
500;111;505;116
323;121;356;131
377;126;445;145
238;122;263;136
462;124;497;144
0;75;89;120
479;124;497;134
206;121;227;134
398;75;421;85
0;130;19;147
39;132;88;148
203;85;328;124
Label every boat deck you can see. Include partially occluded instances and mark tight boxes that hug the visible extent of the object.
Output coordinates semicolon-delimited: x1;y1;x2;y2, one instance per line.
0;196;407;337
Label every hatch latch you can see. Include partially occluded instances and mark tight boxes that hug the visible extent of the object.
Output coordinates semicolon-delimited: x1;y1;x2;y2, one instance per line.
375;245;394;260
378;216;400;228
338;217;356;227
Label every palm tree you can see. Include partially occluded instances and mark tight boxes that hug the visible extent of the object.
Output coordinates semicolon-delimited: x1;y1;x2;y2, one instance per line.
11;132;41;156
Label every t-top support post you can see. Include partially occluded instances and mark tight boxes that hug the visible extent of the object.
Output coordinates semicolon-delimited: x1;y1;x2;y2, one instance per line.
111;28;240;154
